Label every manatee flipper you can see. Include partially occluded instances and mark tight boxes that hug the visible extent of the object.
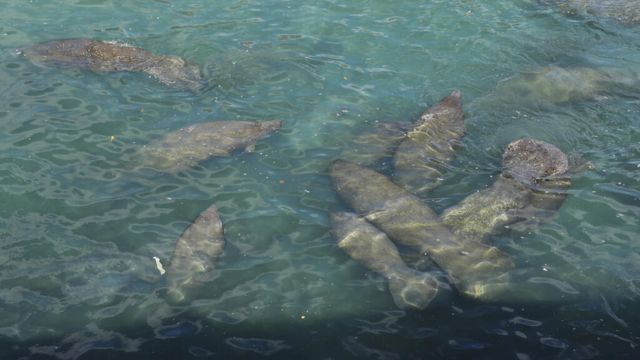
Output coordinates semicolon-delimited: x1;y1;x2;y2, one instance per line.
166;204;225;302
330;212;438;310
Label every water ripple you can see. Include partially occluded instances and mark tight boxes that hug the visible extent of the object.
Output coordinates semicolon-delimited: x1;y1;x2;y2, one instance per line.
225;336;292;356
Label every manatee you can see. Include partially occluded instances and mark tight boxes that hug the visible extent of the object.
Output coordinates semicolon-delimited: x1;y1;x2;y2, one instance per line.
0;202;226;340
330;212;439;310
393;90;465;196
330;159;514;298
439;138;580;302
140;120;282;172
22;39;205;90
338;122;409;168
541;0;640;25
493;66;639;105
166;204;225;302
442;138;571;241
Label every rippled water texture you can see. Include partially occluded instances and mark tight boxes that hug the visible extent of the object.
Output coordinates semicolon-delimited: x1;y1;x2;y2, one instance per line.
1;0;640;359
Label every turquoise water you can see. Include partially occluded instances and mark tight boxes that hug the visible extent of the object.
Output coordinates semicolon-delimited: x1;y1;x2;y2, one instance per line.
1;0;640;358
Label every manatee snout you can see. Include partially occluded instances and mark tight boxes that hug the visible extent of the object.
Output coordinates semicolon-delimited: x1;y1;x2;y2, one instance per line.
260;120;283;133
502;138;569;186
445;89;462;103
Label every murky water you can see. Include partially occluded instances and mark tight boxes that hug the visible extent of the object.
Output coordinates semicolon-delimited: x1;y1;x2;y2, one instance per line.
1;0;640;358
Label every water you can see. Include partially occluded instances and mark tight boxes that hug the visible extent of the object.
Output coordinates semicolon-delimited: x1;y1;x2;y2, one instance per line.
1;0;640;358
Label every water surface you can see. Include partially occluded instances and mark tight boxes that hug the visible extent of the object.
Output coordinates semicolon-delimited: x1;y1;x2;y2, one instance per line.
1;0;640;358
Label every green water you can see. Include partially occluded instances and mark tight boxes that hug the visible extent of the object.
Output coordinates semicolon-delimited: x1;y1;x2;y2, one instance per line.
1;0;640;358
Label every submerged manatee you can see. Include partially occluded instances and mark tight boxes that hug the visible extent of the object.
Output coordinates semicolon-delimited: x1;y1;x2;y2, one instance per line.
542;0;640;25
338;122;409;168
167;204;225;302
330;212;439;310
330;159;514;298
393;90;465;196
0;203;226;340
441;138;578;302
493;66;639;105
23;39;205;90
140;120;282;172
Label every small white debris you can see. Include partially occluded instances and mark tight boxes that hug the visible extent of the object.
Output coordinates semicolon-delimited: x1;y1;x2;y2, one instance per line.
153;256;166;275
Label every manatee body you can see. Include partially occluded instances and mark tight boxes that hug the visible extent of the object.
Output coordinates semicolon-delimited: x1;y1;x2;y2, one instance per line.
167;204;225;302
330;212;439;310
542;0;640;25
330;159;513;298
441;139;576;302
23;39;205;90
393;90;465;196
494;66;638;105
338;122;409;168
140;120;282;172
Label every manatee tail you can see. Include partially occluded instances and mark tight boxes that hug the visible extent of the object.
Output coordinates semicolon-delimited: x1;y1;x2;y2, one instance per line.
387;269;439;310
